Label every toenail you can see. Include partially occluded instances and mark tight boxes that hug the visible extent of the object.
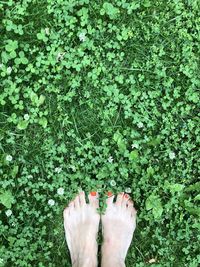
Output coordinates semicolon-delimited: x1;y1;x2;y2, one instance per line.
124;194;129;198
107;191;113;197
90;191;96;196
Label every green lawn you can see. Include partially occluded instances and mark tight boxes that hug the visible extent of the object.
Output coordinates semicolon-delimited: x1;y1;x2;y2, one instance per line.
0;0;199;266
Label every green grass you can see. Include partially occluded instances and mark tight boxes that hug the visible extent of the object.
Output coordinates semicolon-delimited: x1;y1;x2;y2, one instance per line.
0;0;199;266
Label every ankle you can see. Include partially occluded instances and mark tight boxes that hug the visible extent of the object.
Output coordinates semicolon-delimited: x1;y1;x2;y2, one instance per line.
72;257;97;267
101;256;125;267
71;240;98;267
101;245;126;267
72;247;97;267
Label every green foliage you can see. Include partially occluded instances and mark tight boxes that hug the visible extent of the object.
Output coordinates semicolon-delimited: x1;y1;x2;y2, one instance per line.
0;190;14;209
145;194;163;219
0;0;199;266
100;2;120;20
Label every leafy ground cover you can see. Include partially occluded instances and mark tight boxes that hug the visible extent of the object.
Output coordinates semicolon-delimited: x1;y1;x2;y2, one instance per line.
0;0;199;266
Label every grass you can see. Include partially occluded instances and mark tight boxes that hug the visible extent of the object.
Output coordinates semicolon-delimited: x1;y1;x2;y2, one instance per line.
0;0;199;266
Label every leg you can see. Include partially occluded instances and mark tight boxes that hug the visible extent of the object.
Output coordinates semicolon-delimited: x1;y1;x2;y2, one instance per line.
63;191;100;267
101;192;137;267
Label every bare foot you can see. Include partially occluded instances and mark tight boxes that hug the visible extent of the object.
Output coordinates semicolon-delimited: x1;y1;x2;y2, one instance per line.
101;192;137;267
63;191;100;267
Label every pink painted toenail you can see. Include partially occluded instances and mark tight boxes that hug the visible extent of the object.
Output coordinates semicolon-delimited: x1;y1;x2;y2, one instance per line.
107;191;113;197
90;191;96;196
124;194;129;198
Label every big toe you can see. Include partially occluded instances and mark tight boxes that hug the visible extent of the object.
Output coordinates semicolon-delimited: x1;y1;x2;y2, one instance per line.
88;192;99;208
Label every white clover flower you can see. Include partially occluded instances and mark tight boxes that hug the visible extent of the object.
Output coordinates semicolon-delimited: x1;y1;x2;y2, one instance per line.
7;66;12;74
24;114;30;120
70;165;76;172
5;209;12;217
110;180;116;186
45;27;50;35
57;52;66;61
57;187;64;195
48;199;55;206
6;155;13;161
131;143;139;149
57;52;62;60
108;156;114;163
79;32;86;42
125;187;132;193
137;122;144;128
55;167;62;173
148;259;156;263
169;151;176;159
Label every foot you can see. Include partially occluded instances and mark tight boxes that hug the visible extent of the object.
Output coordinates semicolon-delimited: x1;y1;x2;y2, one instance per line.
63;191;100;267
101;192;137;267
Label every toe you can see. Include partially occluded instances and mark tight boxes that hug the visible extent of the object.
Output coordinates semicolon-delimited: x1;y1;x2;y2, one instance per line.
74;195;80;209
79;191;86;206
122;193;130;208
116;192;124;206
106;192;114;206
88;191;99;208
68;200;74;208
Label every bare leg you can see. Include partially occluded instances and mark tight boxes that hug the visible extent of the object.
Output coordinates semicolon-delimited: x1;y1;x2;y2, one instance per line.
101;192;137;267
63;191;100;267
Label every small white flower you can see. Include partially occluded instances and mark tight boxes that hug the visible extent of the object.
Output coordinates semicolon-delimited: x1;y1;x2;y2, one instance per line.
7;66;12;74
55;167;62;173
110;180;116;186
57;53;62;60
125;187;132;193
24;114;30;120
169;151;176;159
45;27;50;35
79;32;86;42
108;156;113;163
6;155;13;161
57;52;65;61
137;122;144;128
57;187;64;195
131;143;139;149
48;199;55;206
5;209;12;217
71;165;76;172
148;258;156;263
